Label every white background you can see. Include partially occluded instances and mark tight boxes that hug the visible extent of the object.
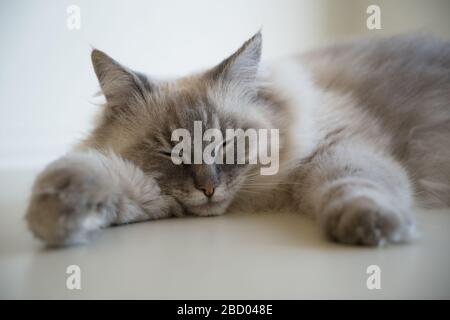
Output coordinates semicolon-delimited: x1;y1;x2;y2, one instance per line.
1;0;450;169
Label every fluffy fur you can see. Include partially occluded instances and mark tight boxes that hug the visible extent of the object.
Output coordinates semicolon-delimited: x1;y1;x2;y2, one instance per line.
26;33;450;247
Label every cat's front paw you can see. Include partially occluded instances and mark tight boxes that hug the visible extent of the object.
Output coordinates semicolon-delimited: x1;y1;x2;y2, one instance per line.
26;157;117;246
321;197;417;246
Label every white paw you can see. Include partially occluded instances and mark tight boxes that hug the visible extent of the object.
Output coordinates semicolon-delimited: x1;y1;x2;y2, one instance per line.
321;197;417;246
26;158;116;246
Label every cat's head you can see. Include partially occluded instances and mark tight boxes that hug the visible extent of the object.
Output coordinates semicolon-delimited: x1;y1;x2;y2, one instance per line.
90;32;272;216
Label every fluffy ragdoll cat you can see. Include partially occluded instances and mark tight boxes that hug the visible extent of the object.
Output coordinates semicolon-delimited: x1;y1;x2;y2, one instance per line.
26;32;450;247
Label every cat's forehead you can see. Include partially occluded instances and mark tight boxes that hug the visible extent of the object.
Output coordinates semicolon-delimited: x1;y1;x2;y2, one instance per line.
145;73;253;137
155;79;225;128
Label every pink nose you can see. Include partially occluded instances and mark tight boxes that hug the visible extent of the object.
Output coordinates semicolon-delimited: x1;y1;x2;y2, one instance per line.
201;185;215;198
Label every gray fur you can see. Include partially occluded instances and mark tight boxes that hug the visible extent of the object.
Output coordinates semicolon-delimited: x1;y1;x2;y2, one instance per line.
26;33;450;246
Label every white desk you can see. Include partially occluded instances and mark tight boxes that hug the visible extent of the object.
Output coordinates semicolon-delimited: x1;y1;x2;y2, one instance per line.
1;169;449;299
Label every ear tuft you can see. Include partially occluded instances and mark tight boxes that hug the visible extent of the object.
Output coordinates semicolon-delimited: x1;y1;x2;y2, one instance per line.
91;49;150;107
91;49;117;83
209;31;262;85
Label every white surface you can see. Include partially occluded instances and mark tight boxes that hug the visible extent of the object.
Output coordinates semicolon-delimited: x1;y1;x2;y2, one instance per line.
1;169;449;299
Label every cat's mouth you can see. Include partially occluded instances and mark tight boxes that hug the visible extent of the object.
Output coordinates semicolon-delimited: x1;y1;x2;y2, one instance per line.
184;199;230;217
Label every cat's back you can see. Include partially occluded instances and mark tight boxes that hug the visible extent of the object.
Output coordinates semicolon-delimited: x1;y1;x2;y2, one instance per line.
300;35;450;154
299;35;450;207
302;34;450;87
301;35;450;122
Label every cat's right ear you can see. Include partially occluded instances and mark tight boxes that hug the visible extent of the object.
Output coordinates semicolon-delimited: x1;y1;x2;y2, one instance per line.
207;32;262;87
91;49;152;107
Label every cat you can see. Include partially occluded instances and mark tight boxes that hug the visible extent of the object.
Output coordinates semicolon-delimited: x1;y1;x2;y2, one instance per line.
25;32;450;247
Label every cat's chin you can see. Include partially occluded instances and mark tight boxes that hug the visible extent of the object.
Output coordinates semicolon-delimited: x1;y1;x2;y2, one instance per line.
185;200;230;217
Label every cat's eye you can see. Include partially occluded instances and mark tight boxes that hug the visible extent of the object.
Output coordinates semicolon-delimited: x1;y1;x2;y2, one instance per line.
160;150;187;164
160;151;172;157
221;139;229;150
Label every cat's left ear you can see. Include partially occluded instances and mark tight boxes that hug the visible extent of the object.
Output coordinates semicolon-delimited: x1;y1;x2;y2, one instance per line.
208;31;262;86
91;49;153;108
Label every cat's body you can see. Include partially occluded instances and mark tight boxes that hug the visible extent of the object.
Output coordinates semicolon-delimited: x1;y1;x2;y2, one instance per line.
26;33;450;246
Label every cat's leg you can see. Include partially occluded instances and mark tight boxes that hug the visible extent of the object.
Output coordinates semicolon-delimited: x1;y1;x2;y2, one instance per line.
26;150;180;246
294;144;417;246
